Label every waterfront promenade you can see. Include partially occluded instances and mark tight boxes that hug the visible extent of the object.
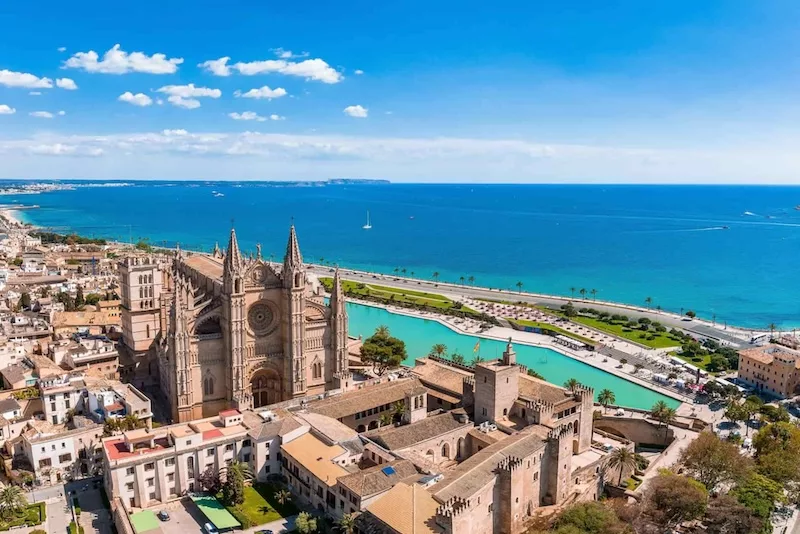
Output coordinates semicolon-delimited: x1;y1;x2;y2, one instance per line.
306;264;759;347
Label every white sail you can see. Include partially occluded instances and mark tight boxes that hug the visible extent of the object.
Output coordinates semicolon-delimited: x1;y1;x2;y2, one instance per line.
363;210;372;229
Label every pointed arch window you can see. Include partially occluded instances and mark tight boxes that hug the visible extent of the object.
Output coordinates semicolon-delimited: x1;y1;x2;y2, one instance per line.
203;374;215;396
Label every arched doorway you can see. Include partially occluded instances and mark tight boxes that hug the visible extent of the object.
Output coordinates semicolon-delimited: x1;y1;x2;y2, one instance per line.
251;369;282;408
457;437;465;459
441;443;450;459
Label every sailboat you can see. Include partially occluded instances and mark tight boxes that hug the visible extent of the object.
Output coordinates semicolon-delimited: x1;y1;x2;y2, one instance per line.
362;210;372;230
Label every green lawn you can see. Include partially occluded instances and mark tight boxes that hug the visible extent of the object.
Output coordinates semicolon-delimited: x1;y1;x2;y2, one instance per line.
670;351;713;371
508;319;597;346
223;484;299;527
320;278;476;314
555;314;683;349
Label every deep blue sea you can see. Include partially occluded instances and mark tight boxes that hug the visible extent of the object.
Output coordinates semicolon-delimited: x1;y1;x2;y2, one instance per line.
5;182;800;328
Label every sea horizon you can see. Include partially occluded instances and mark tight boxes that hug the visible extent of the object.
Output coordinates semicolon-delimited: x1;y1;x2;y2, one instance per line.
4;181;799;329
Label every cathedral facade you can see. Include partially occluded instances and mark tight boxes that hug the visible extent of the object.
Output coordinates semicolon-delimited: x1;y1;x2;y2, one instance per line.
152;226;348;422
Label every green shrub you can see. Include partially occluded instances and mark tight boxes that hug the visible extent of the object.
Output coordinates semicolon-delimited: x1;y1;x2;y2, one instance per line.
227;507;254;529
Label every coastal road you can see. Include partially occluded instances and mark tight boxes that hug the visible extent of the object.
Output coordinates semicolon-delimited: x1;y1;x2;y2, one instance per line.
305;264;754;348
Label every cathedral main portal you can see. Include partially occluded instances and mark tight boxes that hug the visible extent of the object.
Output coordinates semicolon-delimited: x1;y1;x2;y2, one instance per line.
251;369;282;408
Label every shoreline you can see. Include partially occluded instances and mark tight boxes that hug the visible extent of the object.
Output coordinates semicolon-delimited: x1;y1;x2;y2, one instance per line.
344;295;690;406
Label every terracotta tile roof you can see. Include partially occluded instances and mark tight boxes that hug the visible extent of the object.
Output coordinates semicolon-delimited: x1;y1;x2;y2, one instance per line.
365;410;471;451
518;374;572;405
309;378;425;420
183;255;224;281
433;430;545;503
367;482;443;534
412;358;472;395
740;344;800;368
219;409;240;417
337;459;419;498
281;432;349;487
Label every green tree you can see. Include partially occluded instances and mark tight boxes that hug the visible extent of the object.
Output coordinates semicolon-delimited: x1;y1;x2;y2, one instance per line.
552;501;628;534
360;326;408;376
685;310;696;319
644;296;652;308
470;355;484;366
590;288;598;300
274;489;291;505
650;400;669;424
17;292;31;310
336;513;357;534
295;511;318;534
527;368;544;380
430;343;447;358
702;495;764;534
759;404;790;423
378;412;394;428
564;378;579;391
197;466;222;493
459;276;465;285
450;352;465;365
75;285;85;308
579;288;587;299
768;323;777;338
679;431;752;492
731;472;785;520
605;447;637;486
468;275;475;285
597;389;616;413
0;485;27;520
432;271;440;282
516;281;523;293
220;461;252;506
642;472;708;529
569;286;576;298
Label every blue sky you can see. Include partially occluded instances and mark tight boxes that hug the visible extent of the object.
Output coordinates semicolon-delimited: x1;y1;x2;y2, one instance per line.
1;1;800;182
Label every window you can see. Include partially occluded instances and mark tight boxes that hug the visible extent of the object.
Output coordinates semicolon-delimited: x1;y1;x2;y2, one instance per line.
59;453;72;463
533;472;539;481
165;458;175;467
126;482;134;491
145;462;154;471
226;444;234;452
50;403;56;412
146;324;150;338
207;448;215;457
242;439;251;447
243;453;250;463
147;478;154;487
149;492;156;501
38;459;52;468
203;375;214;396
167;473;174;482
126;467;135;476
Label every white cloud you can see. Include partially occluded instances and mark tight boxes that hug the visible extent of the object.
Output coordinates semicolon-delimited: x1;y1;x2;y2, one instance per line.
28;143;102;157
56;78;78;90
156;99;164;105
343;105;368;118
229;111;267;122
162;129;189;136
233;86;287;100
58;47;67;52
29;91;42;96
354;69;364;75
201;57;343;83
63;44;183;74
118;92;153;107
167;96;200;109
272;48;308;59
157;84;221;109
269;114;285;121
197;57;231;76
0;105;15;115
30;111;54;119
58;110;66;116
0;70;53;89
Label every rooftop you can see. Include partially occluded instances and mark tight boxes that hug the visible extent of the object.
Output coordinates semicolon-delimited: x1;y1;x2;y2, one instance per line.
337;459;419;498
281;432;349;487
308;378;425;420
183;254;224;281
740;344;800;367
367;482;443;534
518;373;574;405
366;410;471;450
411;358;473;396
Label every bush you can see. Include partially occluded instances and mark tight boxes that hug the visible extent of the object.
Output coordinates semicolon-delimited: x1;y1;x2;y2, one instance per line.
73;497;81;516
226;507;254;529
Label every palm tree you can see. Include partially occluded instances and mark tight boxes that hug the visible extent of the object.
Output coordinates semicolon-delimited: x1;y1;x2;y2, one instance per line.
660;407;677;438
375;325;390;338
337;513;357;534
410;271;415;278
470;355;485;366
431;344;447;358
0;485;27;520
394;267;399;274
651;400;669;423
401;268;407;275
221;460;254;484
378;413;394;428
656;305;662;313
274;488;291;505
459;276;465;285
768;323;777;339
391;401;405;422
598;389;615;413
432;271;440;282
605;447;637;486
319;256;325;265
514;281;523;293
579;288;587;299
644;296;652;308
570;286;576;298
450;352;465;365
468;275;475;285
563;378;579;391
590;289;598;301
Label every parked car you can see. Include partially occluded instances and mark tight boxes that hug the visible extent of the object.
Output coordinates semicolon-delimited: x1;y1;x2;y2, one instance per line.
157;510;170;521
204;523;219;534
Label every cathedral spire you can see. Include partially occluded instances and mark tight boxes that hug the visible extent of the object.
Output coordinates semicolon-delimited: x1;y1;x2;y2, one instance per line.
224;228;243;276
283;225;303;270
212;242;221;258
331;268;345;314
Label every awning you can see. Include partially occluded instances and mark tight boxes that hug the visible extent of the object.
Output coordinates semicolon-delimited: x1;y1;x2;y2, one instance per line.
190;494;241;530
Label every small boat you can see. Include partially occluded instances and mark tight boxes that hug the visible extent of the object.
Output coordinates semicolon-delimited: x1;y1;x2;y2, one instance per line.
213;192;224;197
722;226;729;230
795;205;800;211
362;210;372;230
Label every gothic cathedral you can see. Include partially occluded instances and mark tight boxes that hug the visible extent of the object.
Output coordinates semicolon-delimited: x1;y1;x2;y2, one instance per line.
153;226;349;422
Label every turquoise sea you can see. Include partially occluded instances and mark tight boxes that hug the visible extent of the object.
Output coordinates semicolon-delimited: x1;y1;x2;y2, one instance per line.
5;181;799;328
346;302;679;410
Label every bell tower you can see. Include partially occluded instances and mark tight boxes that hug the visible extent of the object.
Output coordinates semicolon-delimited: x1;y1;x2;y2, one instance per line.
283;225;307;397
223;228;249;410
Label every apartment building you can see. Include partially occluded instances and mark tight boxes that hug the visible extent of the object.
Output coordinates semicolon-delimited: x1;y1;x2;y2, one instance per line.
738;344;800;398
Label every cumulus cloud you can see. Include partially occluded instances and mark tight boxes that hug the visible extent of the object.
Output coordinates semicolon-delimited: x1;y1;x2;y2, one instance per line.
354;69;364;75
28;143;102;157
156;84;221;109
229;111;267;122
201;56;343;83
269;114;285;121
30;111;55;119
343;105;368;118
58;46;67;52
272;48;308;59
56;78;78;90
58;111;66;116
233;86;287;100
197;57;231;76
162;129;189;136
118;92;153;107
0;70;53;89
0;105;15;115
63;44;184;74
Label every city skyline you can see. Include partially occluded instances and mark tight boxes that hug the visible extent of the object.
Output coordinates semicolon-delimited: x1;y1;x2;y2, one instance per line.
2;1;800;183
